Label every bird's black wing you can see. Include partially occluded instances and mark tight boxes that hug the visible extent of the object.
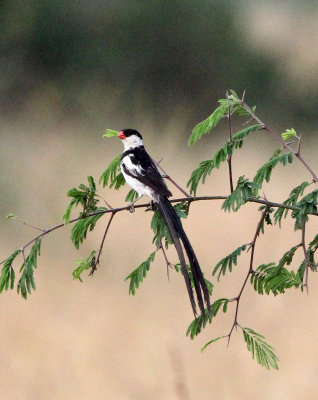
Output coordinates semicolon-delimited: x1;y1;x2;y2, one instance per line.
121;146;172;197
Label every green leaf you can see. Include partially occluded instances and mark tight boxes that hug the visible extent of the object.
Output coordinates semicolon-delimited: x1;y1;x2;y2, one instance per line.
187;159;215;196
186;298;229;339
281;128;297;141
253;151;293;190
63;176;99;224
103;129;119;138
273;181;310;227
187;124;261;195
188;92;259;146
241;327;279;370
151;203;187;248
174;263;214;295
291;189;318;230
231;124;262;148
17;240;41;299
72;251;97;282
188;102;228;146
125;252;156;295
71;208;106;249
125;189;139;203
99;154;125;190
251;261;301;296
200;335;227;352
222;176;259;212
0;249;21;293
278;245;300;268
212;244;248;281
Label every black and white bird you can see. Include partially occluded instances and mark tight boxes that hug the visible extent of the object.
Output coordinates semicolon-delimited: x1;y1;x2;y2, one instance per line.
118;128;211;317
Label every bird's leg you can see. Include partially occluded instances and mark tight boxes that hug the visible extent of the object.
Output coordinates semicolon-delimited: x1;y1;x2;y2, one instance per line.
128;195;143;213
146;200;156;211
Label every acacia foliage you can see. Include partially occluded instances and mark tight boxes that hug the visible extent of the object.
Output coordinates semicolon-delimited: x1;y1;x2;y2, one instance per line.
1;90;317;370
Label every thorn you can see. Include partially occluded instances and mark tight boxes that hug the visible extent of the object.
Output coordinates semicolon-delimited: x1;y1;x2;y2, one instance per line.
242;90;246;103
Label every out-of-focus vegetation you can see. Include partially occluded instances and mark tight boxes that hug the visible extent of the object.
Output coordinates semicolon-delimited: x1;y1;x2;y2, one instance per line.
1;0;318;133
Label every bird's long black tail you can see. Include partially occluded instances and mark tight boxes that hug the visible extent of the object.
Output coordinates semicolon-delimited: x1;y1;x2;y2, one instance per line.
157;195;211;317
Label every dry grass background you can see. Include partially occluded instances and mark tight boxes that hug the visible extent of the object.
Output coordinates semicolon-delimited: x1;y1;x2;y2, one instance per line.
0;111;317;399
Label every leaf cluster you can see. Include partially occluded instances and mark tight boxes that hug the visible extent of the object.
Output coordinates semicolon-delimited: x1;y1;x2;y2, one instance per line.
188;90;256;146
125;252;156;295
0;249;20;293
212;244;248;280
291;189;318;230
222;176;258;212
17;240;41;299
187;124;261;196
72;250;97;282
273;181;310;227
71;208;107;249
63;176;99;223
99;154;125;190
242;327;279;370
174;263;213;295
307;234;318;271
253;151;293;190
151;203;187;248
251;244;303;296
186;298;229;339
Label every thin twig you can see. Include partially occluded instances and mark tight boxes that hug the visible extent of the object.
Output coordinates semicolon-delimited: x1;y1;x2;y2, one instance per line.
96;212;116;266
237;98;318;183
153;158;191;198
301;221;310;293
227;206;270;346
159;240;174;281
10;195;318;257
226;91;234;193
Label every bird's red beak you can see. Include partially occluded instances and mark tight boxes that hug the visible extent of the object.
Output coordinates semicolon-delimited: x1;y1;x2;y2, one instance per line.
118;131;126;139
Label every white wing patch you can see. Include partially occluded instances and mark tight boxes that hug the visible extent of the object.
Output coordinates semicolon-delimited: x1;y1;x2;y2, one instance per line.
120;156;155;200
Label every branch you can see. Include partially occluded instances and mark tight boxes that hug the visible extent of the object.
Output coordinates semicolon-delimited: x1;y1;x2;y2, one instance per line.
159;240;174;281
153;158;191;198
301;221;310;293
236;98;318;183
11;195;318;257
226;91;234;193
227;206;270;345
96;212;116;267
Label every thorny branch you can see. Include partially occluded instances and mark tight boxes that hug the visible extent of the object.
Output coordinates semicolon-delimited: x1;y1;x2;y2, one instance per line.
159;240;174;281
226;206;270;346
301;221;310;293
5;195;317;265
156;161;191;198
96;212;116;267
232;95;318;183
226;91;234;193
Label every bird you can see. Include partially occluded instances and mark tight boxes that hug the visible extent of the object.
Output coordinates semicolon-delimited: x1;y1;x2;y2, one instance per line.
117;128;211;318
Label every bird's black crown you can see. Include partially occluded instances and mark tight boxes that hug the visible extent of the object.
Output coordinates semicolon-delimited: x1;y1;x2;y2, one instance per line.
121;129;143;139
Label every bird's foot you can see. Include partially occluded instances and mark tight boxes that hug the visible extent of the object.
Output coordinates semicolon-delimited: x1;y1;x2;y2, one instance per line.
146;200;156;211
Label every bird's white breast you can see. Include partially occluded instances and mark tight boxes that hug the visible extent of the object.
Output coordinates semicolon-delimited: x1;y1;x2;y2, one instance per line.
121;155;155;200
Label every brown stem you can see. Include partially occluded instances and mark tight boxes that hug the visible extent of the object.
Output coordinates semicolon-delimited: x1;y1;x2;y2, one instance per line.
226;91;234;193
153;158;191;198
16;195;318;255
238;99;318;183
301;221;310;293
227;206;270;346
159;240;173;281
96;212;116;266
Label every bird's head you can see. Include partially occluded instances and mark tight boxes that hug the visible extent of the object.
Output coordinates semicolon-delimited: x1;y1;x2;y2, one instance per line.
118;129;143;149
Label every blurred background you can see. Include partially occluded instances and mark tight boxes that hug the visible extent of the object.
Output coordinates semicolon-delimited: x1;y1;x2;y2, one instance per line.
1;1;318;399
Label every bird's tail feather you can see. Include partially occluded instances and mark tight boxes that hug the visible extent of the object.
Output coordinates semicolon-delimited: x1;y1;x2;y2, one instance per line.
157;195;211;317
